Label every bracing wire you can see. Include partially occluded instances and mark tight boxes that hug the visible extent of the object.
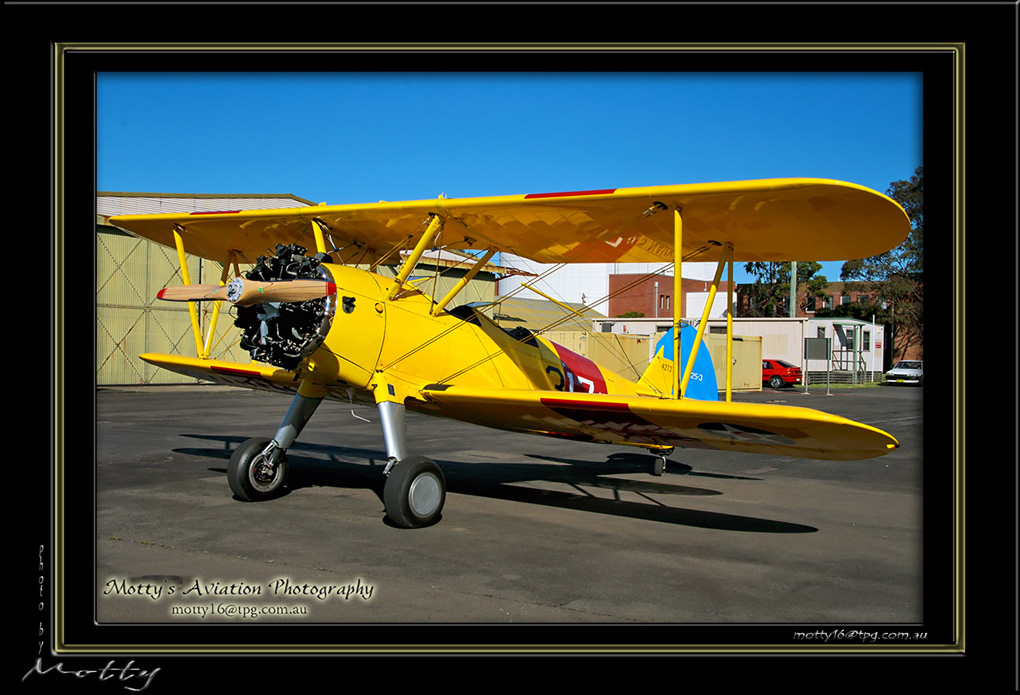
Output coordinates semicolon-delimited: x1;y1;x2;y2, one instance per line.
375;203;672;372
433;247;711;386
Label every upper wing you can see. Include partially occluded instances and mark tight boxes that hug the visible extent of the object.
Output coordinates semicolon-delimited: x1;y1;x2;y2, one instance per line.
109;178;910;266
419;385;899;461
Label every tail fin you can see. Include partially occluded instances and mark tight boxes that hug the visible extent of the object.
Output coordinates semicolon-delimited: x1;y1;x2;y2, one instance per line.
638;326;718;401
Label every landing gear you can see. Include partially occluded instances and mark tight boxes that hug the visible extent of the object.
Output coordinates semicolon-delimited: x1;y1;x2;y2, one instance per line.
226;380;449;527
651;447;674;476
228;437;289;501
228;387;323;503
383;456;446;528
376;399;446;528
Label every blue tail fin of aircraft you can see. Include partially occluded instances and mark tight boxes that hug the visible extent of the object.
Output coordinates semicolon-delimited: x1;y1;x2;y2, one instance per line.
638;325;718;401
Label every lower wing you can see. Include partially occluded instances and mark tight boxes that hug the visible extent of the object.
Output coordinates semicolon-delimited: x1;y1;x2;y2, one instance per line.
139;354;303;394
420;386;899;461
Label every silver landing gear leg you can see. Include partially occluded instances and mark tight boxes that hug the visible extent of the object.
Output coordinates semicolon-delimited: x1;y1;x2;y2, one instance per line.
377;400;408;474
227;391;323;501
273;392;324;452
377;400;446;529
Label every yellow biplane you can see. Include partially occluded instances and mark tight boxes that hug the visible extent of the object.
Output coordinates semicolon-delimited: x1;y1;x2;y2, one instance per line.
109;178;910;528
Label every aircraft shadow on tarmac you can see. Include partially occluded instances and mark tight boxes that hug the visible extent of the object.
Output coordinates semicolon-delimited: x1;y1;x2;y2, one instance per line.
177;434;817;534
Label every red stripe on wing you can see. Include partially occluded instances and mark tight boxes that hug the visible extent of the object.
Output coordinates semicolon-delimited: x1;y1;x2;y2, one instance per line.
524;189;616;199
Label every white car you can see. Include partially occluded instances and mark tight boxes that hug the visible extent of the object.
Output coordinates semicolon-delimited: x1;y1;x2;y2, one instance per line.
885;360;923;385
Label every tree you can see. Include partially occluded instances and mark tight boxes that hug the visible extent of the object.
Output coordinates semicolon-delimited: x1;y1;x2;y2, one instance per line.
742;261;829;317
840;167;924;359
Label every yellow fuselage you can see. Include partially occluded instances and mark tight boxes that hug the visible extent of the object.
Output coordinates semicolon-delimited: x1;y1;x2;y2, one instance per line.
310;264;652;409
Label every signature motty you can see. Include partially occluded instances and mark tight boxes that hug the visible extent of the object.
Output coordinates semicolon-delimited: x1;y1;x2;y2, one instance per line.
23;659;160;692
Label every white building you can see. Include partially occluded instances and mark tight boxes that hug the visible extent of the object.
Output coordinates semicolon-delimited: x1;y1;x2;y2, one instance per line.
495;254;720;316
592;315;887;384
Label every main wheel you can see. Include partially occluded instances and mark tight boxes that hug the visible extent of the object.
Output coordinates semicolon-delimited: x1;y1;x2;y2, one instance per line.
383;456;446;528
228;437;289;501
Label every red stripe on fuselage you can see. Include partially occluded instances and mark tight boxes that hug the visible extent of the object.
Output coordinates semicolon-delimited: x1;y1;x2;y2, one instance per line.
550;343;608;394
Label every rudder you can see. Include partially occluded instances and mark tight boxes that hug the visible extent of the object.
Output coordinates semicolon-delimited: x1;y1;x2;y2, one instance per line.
638;326;718;401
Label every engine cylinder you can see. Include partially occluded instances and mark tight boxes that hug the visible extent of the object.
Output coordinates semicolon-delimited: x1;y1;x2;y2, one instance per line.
233;245;336;369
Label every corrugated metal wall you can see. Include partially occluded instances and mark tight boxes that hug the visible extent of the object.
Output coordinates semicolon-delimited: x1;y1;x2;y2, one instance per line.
703;333;762;392
542;331;652;383
542;331;761;392
97;227;251;384
96;227;501;385
97;193;317;385
648;332;762;392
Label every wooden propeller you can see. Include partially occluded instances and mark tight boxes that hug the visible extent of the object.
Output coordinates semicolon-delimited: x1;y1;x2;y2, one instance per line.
157;278;337;307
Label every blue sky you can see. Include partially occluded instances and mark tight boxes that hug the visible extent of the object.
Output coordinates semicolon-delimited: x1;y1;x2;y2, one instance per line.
98;72;922;283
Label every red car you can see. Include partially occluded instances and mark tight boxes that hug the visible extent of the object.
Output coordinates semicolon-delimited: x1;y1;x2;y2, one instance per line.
762;359;802;388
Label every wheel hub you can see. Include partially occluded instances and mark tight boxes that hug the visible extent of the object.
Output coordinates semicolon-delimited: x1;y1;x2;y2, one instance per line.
408;473;442;516
252;457;277;486
249;446;284;492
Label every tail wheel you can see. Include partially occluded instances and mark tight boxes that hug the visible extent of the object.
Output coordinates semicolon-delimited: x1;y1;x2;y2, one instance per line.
228;437;289;501
383;456;446;528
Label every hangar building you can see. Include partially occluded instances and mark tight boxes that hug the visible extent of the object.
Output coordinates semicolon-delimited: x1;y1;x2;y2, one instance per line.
96;192;526;385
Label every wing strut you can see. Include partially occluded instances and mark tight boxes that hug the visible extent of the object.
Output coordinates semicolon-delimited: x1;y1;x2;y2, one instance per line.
168;224;247;360
431;248;496;316
671;209;737;401
680;242;734;399
387;214;443;300
672;210;683;399
726;248;734;403
172;224;212;357
202;253;234;358
310;218;329;255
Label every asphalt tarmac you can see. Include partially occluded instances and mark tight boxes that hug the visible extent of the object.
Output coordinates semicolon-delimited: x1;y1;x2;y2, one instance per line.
93;382;929;644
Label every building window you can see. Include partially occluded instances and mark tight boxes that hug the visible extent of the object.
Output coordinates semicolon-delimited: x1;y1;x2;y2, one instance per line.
659;295;670;311
839;295;851;305
863;330;871;351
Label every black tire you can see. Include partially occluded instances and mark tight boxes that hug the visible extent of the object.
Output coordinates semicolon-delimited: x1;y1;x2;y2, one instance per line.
228;437;288;501
769;376;786;389
383;456;446;528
